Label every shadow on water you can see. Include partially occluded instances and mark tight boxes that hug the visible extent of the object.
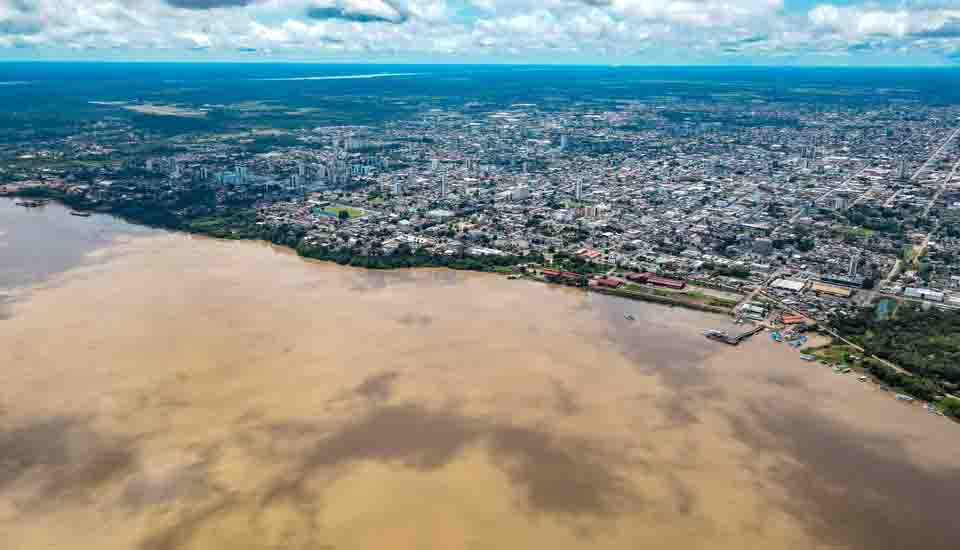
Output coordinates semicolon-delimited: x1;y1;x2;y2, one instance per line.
0;416;137;510
728;399;960;550
140;400;643;550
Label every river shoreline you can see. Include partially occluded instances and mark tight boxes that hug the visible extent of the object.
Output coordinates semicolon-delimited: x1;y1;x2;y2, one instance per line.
2;195;737;315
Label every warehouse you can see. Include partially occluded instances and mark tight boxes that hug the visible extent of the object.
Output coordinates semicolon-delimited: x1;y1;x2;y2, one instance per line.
810;282;853;298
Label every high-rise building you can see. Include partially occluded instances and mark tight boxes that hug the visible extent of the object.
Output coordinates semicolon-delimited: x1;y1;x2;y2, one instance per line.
832;195;847;210
392;179;403;195
848;252;859;278
896;158;908;180
575;181;584;201
560;134;568;150
440;173;447;198
431;158;440;171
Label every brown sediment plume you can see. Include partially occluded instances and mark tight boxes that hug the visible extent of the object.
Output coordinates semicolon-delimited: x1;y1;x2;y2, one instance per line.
2;203;960;550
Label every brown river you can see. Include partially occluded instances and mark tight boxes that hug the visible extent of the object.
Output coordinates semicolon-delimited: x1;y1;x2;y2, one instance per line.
1;199;958;550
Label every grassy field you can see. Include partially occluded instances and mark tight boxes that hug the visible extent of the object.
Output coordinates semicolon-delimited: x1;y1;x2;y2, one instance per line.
320;206;365;218
802;343;858;365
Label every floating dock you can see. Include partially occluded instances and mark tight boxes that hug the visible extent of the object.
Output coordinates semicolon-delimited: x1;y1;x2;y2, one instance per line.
704;325;763;345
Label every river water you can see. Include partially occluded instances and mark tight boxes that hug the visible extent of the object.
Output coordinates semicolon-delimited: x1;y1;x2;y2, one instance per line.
1;198;958;550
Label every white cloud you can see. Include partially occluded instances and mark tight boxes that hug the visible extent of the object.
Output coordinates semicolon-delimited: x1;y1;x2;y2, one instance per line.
0;0;956;62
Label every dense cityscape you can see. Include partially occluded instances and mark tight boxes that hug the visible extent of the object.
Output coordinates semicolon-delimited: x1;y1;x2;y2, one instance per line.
5;88;960;313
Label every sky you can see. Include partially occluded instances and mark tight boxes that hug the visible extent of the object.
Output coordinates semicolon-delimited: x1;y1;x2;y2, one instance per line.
0;0;959;65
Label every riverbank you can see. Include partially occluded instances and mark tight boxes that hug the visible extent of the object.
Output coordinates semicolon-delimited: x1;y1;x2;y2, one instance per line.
590;285;735;314
3;190;532;272
5;193;737;316
801;340;960;420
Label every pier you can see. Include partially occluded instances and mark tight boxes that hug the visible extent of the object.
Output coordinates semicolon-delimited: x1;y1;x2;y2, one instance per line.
704;325;764;345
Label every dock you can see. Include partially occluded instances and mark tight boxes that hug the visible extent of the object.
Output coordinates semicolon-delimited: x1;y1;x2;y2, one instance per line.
704;325;763;345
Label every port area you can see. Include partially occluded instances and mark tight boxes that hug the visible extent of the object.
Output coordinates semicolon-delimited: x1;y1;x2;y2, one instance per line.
702;325;764;345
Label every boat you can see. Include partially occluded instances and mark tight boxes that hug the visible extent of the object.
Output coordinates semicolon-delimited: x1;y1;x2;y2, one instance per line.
69;211;91;217
16;199;48;208
624;313;636;321
800;354;816;361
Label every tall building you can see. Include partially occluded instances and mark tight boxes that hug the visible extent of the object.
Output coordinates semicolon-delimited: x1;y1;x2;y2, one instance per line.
431;158;440;171
848;252;860;278
392;179;403;195
832;195;847;210
575;180;584;201
440;173;447;198
896;157;908;180
560;134;568;150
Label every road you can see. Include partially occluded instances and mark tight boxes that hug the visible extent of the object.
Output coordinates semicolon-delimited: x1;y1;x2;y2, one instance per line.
884;126;960;208
783;163;870;226
921;153;960;218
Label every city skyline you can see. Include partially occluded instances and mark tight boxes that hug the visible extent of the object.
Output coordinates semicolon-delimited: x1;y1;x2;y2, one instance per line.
1;1;960;65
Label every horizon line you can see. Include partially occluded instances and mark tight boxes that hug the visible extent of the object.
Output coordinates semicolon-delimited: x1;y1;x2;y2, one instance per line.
0;59;959;70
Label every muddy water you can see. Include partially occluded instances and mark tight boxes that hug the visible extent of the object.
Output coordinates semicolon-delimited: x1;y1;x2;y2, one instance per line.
1;200;958;550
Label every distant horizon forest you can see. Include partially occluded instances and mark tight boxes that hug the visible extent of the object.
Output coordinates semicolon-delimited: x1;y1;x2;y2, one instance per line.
2;64;960;143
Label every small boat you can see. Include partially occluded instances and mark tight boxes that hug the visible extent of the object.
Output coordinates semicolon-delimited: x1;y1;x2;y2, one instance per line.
800;354;816;361
69;211;91;217
624;313;636;321
16;199;48;208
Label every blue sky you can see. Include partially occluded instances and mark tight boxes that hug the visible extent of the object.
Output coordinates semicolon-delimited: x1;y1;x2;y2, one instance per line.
1;1;959;64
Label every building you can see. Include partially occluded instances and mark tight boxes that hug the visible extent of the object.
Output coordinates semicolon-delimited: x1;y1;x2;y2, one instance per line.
510;186;530;201
626;272;686;290
771;278;806;292
896;157;908;180
820;274;865;288
593;277;623;289
810;282;853;298
754;238;773;254
848;252;859;278
904;287;944;302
